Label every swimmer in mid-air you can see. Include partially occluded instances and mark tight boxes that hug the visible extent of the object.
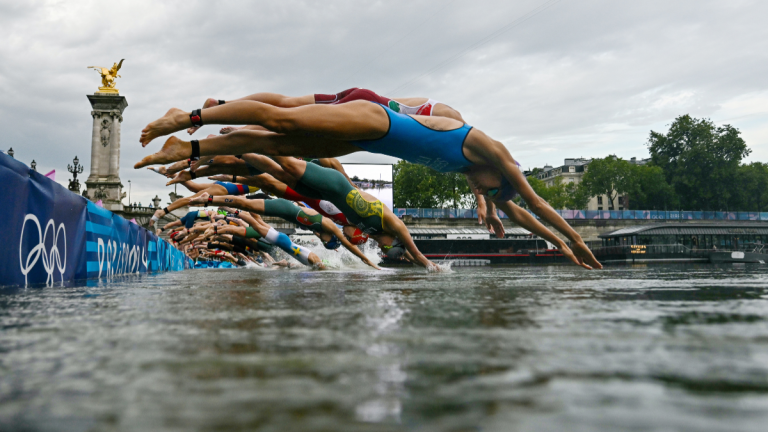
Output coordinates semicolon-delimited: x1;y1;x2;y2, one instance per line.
203;172;370;246
183;88;491;227
186;88;463;135
136;90;601;270
148;178;258;227
215;156;439;270
188;193;381;270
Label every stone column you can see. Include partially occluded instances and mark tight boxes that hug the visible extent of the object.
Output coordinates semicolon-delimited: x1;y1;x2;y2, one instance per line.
84;94;128;212
88;111;101;181
108;110;122;180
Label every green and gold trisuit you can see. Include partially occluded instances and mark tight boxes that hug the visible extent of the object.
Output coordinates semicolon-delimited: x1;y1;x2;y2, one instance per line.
262;198;325;233
292;162;386;235
244;227;262;239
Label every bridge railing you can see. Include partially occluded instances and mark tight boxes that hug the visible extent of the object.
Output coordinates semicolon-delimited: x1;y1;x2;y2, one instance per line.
395;209;768;221
123;206;159;214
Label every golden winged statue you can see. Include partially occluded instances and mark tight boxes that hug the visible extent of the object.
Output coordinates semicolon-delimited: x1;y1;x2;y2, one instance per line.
88;59;124;93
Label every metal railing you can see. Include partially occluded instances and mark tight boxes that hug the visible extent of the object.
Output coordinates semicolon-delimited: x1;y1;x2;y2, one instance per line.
395;208;768;221
591;244;768;257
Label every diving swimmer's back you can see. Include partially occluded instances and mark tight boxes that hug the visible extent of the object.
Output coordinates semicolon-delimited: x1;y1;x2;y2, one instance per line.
351;103;474;173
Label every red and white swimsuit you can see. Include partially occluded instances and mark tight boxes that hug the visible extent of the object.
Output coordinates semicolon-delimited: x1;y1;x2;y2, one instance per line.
315;88;439;116
282;186;349;226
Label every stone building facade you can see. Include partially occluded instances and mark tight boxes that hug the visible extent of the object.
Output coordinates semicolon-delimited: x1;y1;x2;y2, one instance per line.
529;157;650;211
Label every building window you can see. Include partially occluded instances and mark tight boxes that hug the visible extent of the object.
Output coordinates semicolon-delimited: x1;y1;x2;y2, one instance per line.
618;196;624;205
597;196;603;205
569;166;575;173
598;206;603;211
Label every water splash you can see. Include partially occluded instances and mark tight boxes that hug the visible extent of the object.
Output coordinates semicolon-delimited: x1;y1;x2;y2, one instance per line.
429;261;454;273
285;235;384;271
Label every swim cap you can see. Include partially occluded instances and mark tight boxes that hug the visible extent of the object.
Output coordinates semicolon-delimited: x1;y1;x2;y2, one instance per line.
324;235;342;250
217;209;227;215
384;238;406;259
346;227;369;245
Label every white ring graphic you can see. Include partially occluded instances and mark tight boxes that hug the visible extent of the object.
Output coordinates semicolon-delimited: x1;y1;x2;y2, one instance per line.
19;214;67;286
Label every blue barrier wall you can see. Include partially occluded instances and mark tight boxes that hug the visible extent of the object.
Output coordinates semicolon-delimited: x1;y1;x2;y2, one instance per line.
395;208;768;221
0;153;191;287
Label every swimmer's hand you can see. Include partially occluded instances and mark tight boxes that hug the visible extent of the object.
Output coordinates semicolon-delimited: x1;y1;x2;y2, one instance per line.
484;211;505;238
558;241;600;270
364;258;382;270
426;261;444;272
570;240;603;270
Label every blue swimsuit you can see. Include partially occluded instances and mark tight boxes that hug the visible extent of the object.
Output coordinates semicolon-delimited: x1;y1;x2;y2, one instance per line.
215;181;259;195
351;103;474;173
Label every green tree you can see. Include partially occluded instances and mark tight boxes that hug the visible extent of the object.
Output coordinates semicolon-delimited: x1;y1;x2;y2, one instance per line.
579;155;635;210
627;164;679;210
732;162;768;211
567;181;590;209
393;161;475;208
648;115;750;210
521;176;588;210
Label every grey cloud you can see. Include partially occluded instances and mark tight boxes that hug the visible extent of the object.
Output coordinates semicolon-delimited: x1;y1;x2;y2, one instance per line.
1;0;766;205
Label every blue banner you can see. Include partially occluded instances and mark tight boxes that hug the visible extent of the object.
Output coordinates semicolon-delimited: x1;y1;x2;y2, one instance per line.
394;207;768;221
0;153;191;288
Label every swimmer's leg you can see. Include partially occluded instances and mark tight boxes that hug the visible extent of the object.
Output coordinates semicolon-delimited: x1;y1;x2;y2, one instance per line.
135;132;360;168
139;100;387;146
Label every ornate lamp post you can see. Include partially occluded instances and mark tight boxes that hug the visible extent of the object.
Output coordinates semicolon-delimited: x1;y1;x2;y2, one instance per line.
30;160;37;171
152;195;161;209
7;148;14;158
127;179;131;206
68;155;84;193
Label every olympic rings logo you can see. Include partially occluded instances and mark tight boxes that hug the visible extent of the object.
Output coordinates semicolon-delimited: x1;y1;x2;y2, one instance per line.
19;214;67;286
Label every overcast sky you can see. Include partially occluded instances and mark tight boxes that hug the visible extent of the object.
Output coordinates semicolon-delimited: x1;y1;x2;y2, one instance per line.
1;0;766;206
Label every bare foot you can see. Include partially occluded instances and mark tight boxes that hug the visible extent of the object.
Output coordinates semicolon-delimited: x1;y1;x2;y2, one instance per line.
141;108;189;147
187;98;220;135
135;136;192;168
147;166;168;176
165;159;194;176
166;170;192;186
220;126;243;134
190;155;216;173
188;192;210;205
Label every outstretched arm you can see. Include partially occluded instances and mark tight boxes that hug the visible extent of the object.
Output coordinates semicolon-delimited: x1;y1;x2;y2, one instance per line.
323;219;380;270
492;159;602;269
495;200;595;270
384;213;437;270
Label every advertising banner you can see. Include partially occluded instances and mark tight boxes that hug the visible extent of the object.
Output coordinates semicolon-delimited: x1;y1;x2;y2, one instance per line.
0;153;191;288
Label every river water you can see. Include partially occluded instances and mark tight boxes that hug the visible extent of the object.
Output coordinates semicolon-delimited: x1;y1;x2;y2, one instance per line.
2;263;768;431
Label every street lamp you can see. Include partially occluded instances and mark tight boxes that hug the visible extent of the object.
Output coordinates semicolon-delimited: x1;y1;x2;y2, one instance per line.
128;179;131;206
7;148;14;158
30;160;37;171
67;155;84;193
